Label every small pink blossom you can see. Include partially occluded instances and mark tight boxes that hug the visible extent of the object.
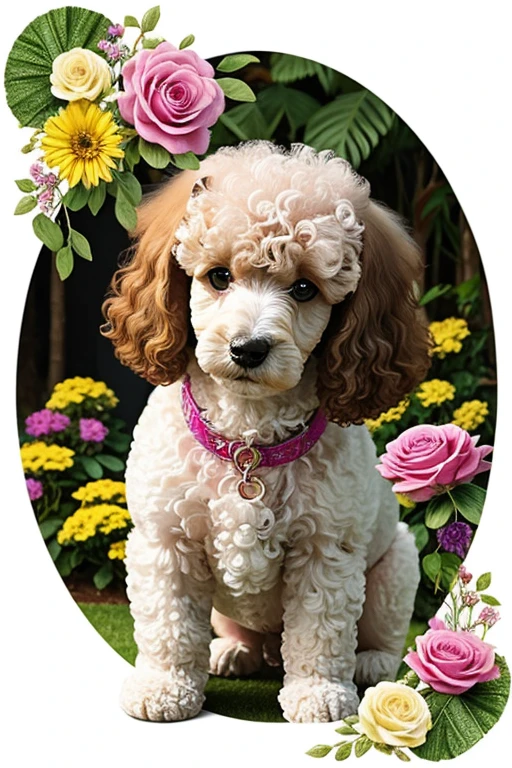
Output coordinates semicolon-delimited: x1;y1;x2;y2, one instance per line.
376;424;492;502
404;623;500;694
26;477;43;501
462;591;480;607
108;23;124;37
477;607;500;628
458;565;472;585
25;409;70;437
118;42;225;155
30;162;46;185
79;418;109;443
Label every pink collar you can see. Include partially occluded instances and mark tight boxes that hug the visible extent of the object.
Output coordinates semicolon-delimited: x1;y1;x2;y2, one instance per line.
181;375;327;487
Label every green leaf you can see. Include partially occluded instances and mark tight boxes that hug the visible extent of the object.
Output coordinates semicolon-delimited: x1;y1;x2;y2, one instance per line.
422;552;442;583
450;484;486;525
179;34;195;50
139;138;171;169
420;184;454;220
80;456;103;479
70;549;84;569
63;184;90;212
410;523;429;553
439;552;462;591
343;715;359;725
55;549;73;576
217;78;256;102
305;90;394;168
480;594;500;606
394;749;411;762
88;181;107;215
104;433;132;452
425;494;455;529
124;139;141;172
412;655;510;761
142;37;165;49
172;152;200;170
95;454;125;472
124;15;140;28
219;103;272;142
306;745;333;758
419;283;452;306
21;142;36;154
354;736;372;757
257;84;320;138
335;742;352;761
335;724;358;735
5;7;113;128
32;213;64;252
14;195;37;215
39;519;63;540
114;171;143;206
115;189;138;231
47;538;62;562
56;245;74;280
476;572;491;591
15;179;37;193
270;53;339;94
141;6;160;33
69;229;93;261
216;54;260;72
374;743;393;755
93;562;114;590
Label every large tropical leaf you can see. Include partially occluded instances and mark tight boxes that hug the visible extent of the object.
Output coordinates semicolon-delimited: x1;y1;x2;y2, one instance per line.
412;655;510;761
218;103;272;142
304;89;394;168
4;6;112;128
257;84;320;139
269;53;340;94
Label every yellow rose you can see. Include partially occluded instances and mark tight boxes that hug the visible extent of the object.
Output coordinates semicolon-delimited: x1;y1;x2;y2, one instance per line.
358;681;432;748
50;48;111;102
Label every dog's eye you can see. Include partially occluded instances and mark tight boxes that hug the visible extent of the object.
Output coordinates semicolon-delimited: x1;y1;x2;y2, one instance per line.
288;278;318;302
207;267;232;291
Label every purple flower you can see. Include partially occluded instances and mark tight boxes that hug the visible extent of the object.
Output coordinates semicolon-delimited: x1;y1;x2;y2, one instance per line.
30;162;46;185
79;418;109;443
108;23;124;37
26;477;43;501
436;521;473;558
25;409;70;437
97;39;110;52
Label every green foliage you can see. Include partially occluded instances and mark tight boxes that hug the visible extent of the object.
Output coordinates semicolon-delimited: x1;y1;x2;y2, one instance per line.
217;78;256;102
33;214;64;252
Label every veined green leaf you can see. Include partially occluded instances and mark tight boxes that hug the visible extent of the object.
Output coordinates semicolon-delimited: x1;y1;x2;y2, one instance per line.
217;53;260;72
217;78;256;102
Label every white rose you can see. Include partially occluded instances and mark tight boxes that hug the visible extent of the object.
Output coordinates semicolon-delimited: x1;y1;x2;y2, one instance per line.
50;48;111;102
358;681;432;748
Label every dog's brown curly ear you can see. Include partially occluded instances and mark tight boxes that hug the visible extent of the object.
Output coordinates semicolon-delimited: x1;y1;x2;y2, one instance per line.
318;201;431;424
101;171;199;385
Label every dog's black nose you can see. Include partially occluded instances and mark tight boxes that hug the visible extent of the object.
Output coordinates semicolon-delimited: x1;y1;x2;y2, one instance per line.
229;336;271;369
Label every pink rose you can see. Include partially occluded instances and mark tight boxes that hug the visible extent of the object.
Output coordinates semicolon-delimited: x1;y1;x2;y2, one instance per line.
404;622;500;694
376;424;492;502
118;42;225;155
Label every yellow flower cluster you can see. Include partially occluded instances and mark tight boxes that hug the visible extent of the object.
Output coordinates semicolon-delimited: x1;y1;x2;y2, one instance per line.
72;479;126;506
429;317;470;358
452;400;489;431
108;540;127;561
46;376;118;410
395;493;416;510
57;503;131;544
416;379;456;408
21;441;74;473
365;399;410;433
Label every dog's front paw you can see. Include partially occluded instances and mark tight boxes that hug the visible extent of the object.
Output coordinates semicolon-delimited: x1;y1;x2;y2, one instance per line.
278;678;359;723
120;667;207;722
209;637;262;677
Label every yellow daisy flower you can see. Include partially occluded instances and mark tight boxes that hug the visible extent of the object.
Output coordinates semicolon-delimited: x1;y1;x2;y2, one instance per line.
41;100;124;188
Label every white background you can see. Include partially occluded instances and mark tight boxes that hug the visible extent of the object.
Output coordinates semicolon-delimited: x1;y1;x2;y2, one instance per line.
1;1;511;766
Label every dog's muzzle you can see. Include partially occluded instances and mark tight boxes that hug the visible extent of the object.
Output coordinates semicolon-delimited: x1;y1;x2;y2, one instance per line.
229;336;271;369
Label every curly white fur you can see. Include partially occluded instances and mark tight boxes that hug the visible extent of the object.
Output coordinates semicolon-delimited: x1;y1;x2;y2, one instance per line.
119;143;421;724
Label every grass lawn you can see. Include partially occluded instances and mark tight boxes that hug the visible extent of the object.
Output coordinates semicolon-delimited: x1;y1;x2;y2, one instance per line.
79;602;427;722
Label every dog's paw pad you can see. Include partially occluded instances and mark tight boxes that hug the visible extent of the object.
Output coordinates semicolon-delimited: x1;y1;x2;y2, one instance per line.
278;679;359;723
120;668;206;722
209;637;262;677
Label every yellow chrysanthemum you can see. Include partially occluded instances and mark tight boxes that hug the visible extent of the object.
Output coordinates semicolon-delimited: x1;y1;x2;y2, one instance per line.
72;479;126;505
46;376;118;410
365;398;410;433
416;379;456;408
452;400;489;431
108;540;127;560
21;441;74;473
41;100;124;188
429;317;470;358
57;503;131;545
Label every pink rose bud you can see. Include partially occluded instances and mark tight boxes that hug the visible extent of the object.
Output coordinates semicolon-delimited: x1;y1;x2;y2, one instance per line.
118;42;225;156
458;565;472;585
376;424;492;502
404;625;500;694
462;591;480;607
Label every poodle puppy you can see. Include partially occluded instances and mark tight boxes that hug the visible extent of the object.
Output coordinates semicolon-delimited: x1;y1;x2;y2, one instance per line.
102;142;430;724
